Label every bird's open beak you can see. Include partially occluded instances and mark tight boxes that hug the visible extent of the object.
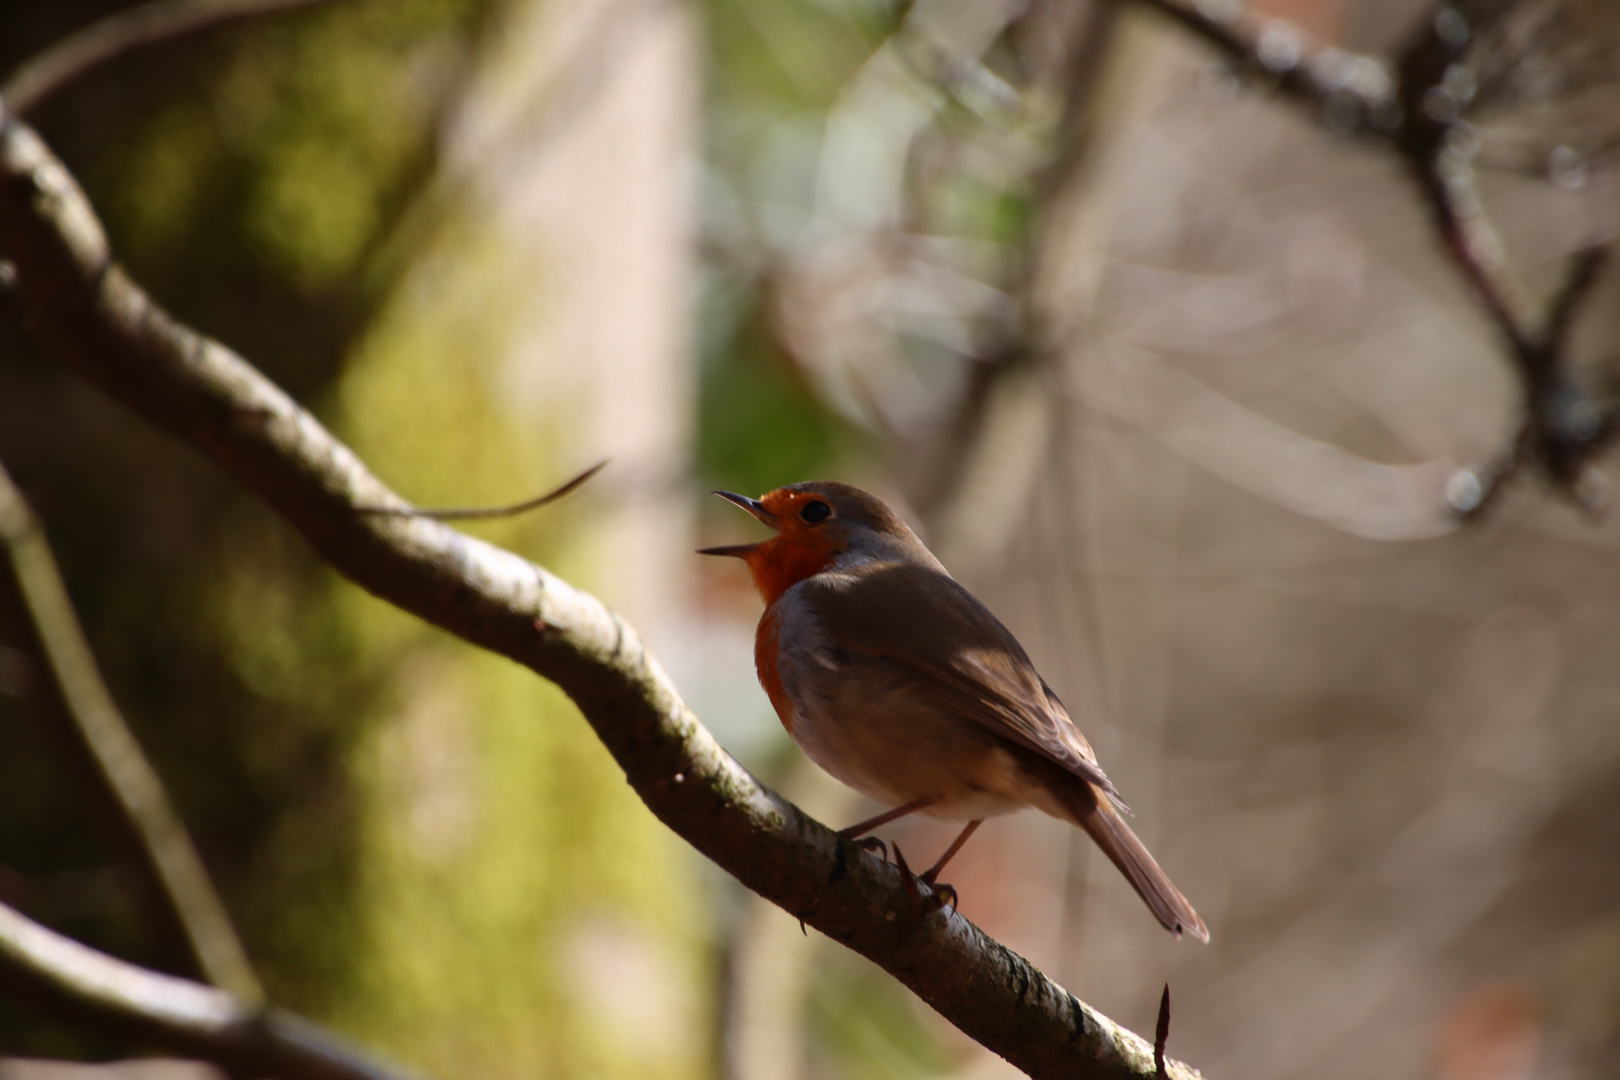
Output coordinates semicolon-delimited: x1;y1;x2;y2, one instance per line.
698;490;777;557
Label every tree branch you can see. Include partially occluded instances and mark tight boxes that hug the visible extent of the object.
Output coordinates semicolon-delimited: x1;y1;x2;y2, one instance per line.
0;899;419;1080
0;101;1198;1080
1127;0;1398;131
1;0;338;117
0;458;263;1004
1127;0;1615;506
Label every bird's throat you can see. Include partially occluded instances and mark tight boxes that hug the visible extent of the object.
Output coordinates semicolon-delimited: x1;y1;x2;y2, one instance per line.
745;533;842;607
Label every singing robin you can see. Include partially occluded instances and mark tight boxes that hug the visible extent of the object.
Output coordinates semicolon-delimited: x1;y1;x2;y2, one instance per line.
700;480;1208;941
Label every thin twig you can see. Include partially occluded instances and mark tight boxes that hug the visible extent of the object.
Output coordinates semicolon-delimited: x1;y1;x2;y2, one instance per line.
0;100;1199;1080
0;900;419;1080
1154;984;1170;1080
1543;245;1609;354
356;460;607;521
0;458;263;1006
2;0;337;116
1128;0;1398;132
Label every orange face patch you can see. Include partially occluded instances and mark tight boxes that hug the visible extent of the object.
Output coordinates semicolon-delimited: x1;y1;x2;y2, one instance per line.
742;532;837;607
739;488;846;606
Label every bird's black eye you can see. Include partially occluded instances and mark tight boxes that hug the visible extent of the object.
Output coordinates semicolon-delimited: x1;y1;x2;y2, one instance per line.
800;500;832;524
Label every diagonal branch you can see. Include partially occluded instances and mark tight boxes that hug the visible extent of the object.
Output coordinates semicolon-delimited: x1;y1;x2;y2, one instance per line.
0;899;418;1080
1;0;338;117
1127;0;1398;131
0;458;263;1004
0;101;1198;1080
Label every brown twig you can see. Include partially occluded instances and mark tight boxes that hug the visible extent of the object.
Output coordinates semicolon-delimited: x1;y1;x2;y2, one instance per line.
0;458;263;1006
1;0;338;117
356;460;608;521
1127;0;1616;507
1392;2;1614;498
1154;984;1170;1080
0;900;419;1080
1543;245;1609;357
1127;0;1399;133
0;100;1199;1080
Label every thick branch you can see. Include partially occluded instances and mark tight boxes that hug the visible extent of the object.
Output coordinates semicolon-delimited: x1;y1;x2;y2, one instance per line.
0;459;262;1004
0;102;1197;1080
0;900;417;1080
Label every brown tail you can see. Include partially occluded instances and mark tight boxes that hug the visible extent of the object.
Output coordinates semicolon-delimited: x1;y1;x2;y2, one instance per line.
1062;782;1209;942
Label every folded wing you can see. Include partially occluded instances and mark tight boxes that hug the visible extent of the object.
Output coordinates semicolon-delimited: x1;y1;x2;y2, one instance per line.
802;561;1120;802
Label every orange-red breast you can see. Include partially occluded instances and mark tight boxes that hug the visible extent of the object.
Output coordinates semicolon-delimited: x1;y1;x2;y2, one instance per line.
701;481;1208;941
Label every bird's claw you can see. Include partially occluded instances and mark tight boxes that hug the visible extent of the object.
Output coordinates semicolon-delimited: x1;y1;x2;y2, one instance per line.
855;836;888;861
891;844;955;914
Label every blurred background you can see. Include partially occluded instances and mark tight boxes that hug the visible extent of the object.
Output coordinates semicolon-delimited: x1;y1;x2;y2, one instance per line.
1;1;1618;1078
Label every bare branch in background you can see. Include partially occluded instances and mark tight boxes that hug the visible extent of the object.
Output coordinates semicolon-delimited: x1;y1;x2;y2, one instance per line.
1125;0;1400;131
0;900;419;1080
0;0;338;117
915;1;1122;522
1126;0;1616;508
1392;1;1614;501
1543;243;1608;355
0;101;1200;1080
0;459;262;1006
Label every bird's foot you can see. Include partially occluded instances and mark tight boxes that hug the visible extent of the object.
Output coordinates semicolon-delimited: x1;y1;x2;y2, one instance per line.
917;865;959;911
892;844;957;915
829;833;890;885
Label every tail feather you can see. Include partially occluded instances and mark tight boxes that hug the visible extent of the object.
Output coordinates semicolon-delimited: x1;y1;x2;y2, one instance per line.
1067;785;1209;943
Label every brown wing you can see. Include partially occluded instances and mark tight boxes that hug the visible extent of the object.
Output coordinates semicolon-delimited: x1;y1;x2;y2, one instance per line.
801;561;1121;802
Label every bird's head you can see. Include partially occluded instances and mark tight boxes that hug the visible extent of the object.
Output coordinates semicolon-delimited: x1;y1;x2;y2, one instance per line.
699;481;932;604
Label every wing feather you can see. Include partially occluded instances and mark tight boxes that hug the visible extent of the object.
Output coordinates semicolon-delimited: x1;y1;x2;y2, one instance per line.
801;561;1122;802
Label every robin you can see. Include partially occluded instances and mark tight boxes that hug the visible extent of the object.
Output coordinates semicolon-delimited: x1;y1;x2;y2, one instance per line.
700;481;1208;941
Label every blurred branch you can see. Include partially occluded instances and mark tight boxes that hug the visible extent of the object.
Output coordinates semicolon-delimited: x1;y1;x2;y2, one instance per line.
0;900;419;1080
0;101;1200;1080
1067;330;1462;541
916;2;1122;530
1126;0;1616;507
1;0;338;116
1392;2;1614;503
0;458;263;1006
1544;245;1608;356
1127;0;1399;128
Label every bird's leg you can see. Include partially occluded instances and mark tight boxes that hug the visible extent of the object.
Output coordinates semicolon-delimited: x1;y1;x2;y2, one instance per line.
837;797;935;841
920;819;982;885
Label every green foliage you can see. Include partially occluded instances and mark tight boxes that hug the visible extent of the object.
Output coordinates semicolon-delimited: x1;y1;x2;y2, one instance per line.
699;296;858;494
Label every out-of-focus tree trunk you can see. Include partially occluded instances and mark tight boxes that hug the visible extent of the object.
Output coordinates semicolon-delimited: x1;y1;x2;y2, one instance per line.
0;1;704;1077
309;1;705;1076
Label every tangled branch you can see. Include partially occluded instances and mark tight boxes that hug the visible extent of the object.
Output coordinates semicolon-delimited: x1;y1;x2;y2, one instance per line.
1129;0;1614;509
